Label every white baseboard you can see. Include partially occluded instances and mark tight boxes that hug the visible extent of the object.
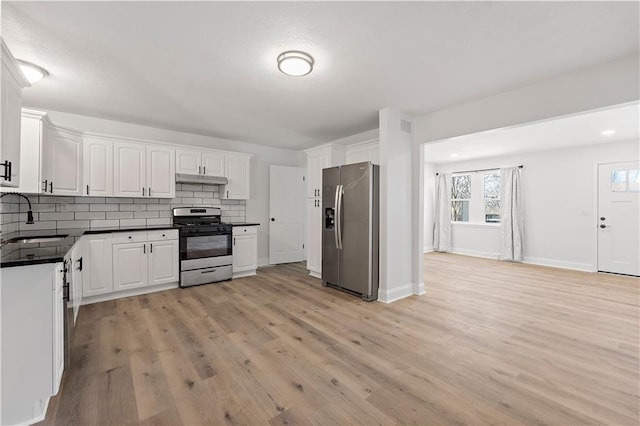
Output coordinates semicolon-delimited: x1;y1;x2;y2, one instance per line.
523;256;593;272
377;282;413;303
233;270;257;279
81;282;179;306
450;248;500;260
309;271;321;279
423;246;434;253
445;248;594;272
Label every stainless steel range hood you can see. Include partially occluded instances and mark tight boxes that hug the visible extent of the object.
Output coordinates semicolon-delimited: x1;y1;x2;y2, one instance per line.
175;173;228;185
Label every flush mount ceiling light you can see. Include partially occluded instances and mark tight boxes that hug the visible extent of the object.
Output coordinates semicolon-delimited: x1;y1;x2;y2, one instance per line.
277;51;314;76
450;153;460;158
601;129;616;136
16;59;49;84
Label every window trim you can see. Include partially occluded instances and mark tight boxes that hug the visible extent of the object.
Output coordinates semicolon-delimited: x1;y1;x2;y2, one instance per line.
449;169;501;225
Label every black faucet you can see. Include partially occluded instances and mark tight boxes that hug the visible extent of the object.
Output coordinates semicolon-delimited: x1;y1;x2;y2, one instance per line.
0;192;35;224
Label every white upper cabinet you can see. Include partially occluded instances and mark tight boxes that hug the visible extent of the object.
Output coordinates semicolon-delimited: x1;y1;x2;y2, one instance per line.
176;148;201;175
82;136;113;196
345;140;379;165
0;40;29;188
202;150;225;176
304;144;345;199
147;144;175;198
223;153;251;200
48;126;83;196
114;141;146;197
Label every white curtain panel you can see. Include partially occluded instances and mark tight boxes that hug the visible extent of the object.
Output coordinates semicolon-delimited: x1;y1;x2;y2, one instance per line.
433;173;452;252
500;167;524;261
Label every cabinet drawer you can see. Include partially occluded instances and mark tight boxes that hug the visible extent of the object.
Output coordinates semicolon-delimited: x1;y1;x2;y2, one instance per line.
232;226;257;236
112;231;147;244
148;229;178;242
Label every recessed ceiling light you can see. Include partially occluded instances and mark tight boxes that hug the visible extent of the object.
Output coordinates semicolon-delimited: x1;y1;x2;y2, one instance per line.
277;51;314;76
450;153;459;158
601;129;616;136
16;59;49;84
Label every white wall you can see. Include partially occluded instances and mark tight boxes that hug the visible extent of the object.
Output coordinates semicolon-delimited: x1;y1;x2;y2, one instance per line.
425;139;639;271
379;108;420;302
43;110;305;267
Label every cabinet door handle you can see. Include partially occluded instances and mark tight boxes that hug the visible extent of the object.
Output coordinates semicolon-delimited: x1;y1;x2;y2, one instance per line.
76;257;83;272
149;187;151;197
203;166;206;174
143;243;146;254
42;179;48;192
50;182;53;193
150;243;153;253
234;237;236;246
86;185;89;195
142;187;145;196
199;166;202;174
226;190;229;198
1;160;11;181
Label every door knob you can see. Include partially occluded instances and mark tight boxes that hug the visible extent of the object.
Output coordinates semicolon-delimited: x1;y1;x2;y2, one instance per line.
600;224;607;228
600;217;606;221
271;218;275;221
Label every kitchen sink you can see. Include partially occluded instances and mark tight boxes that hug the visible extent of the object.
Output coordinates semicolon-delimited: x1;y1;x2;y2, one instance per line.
5;235;69;244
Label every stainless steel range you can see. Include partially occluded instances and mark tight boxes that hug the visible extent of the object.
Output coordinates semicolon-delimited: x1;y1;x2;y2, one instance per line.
172;207;233;287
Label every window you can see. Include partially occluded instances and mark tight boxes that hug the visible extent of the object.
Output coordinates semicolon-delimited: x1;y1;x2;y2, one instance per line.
451;174;471;222
484;172;500;223
450;170;501;224
612;169;639;192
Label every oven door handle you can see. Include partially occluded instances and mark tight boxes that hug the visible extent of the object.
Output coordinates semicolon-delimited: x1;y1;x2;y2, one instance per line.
201;269;218;274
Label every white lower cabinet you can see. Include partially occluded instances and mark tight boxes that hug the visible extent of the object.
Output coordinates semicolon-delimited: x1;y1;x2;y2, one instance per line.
113;241;148;291
306;198;322;278
53;263;64;395
82;230;179;304
232;226;258;278
148;238;179;285
83;234;113;296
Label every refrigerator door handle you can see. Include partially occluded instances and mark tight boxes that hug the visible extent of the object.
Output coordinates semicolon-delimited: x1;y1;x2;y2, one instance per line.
336;184;344;250
334;184;341;249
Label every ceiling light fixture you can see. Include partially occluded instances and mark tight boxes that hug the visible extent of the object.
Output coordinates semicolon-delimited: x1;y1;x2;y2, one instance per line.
277;51;314;76
450;153;459;158
16;59;49;84
601;129;616;136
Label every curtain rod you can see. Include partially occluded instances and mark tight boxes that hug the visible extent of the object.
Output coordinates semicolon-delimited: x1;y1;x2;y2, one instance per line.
436;165;523;176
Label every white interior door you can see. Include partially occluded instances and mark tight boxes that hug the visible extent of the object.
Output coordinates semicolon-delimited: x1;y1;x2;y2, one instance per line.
598;161;640;276
269;165;305;264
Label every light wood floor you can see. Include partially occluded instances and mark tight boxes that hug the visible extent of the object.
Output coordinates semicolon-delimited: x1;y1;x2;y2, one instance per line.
40;253;639;425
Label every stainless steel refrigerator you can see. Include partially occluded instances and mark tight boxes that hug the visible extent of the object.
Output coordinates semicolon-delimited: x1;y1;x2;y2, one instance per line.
322;162;379;301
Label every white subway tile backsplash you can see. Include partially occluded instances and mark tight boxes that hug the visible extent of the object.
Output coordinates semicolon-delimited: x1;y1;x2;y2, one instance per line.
1;183;245;233
57;220;90;229
180;183;203;191
73;197;106;204
75;211;107;220
119;218;146;227
90;204;119;211
135;198;158;204
146;218;171;226
39;212;76;221
90;219;120;228
134;211;159;219
106;211;135;219
57;204;90;212
18;221;57;231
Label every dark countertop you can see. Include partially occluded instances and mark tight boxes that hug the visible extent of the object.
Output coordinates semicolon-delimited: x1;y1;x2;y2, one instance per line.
227;223;260;227
1;225;179;268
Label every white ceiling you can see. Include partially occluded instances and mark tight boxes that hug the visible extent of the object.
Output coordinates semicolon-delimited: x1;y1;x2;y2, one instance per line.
424;102;640;164
2;1;639;150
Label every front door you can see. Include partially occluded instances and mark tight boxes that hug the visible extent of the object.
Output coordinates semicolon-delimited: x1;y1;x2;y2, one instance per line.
597;161;639;276
269;165;305;264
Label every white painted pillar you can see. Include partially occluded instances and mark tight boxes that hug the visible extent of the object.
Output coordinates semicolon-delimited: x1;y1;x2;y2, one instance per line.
378;108;422;303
